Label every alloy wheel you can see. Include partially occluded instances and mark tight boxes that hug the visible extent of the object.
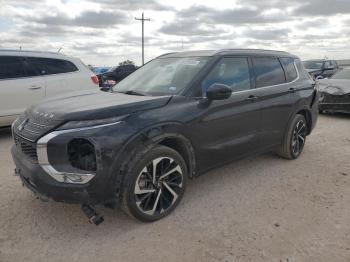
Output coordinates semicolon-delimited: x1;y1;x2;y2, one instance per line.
134;157;183;216
291;120;307;156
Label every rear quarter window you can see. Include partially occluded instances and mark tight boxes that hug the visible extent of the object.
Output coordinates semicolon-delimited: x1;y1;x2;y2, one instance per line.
280;57;298;82
27;57;78;75
252;57;286;88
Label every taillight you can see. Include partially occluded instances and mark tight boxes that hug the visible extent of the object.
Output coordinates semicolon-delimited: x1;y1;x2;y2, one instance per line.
91;75;99;85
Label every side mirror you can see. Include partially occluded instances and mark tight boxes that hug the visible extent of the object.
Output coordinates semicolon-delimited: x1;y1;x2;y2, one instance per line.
206;83;232;100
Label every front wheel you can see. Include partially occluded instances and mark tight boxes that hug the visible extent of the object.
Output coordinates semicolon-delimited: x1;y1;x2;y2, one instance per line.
121;145;187;222
277;114;307;160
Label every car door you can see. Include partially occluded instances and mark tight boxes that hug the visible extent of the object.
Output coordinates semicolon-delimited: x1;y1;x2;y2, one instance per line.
190;56;262;172
0;56;45;126
252;56;301;149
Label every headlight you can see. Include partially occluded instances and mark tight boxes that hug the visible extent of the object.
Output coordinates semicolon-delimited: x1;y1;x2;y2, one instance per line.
57;115;127;130
37;115;127;184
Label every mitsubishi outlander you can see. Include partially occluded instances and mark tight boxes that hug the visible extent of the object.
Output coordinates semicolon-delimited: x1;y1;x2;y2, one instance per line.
11;49;319;223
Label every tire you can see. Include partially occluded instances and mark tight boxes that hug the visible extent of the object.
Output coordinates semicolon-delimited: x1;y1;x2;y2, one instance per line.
121;145;187;222
276;114;308;160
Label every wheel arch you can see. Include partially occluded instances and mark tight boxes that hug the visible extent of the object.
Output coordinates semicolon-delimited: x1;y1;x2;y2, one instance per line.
112;123;196;181
295;108;312;135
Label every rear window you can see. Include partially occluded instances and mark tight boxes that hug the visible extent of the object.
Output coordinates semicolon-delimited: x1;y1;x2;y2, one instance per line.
27;57;78;75
253;57;286;88
0;56;39;80
280;57;298;82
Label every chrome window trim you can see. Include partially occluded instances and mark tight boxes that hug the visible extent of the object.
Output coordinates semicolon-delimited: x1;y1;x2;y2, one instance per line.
37;121;121;184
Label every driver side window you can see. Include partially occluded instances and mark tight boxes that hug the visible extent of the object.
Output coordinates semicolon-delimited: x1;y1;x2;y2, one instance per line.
202;57;251;96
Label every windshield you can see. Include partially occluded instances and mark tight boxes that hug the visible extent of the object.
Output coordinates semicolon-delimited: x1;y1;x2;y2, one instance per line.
303;61;323;70
113;57;210;96
331;68;350;79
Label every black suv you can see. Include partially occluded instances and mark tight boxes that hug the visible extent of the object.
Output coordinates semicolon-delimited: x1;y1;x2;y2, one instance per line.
11;49;319;223
100;64;137;84
303;59;339;79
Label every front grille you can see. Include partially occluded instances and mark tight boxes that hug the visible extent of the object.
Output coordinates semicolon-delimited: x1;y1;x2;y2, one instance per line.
14;133;38;161
13;112;61;142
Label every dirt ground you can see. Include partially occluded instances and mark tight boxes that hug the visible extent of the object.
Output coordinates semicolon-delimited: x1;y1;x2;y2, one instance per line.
0;114;349;262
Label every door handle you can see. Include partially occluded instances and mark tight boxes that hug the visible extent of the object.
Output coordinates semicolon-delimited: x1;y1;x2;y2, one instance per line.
246;95;259;102
29;85;42;90
288;87;296;93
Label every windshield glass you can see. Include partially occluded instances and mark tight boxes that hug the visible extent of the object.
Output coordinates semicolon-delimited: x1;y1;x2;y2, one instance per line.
113;57;210;96
303;61;323;69
331;68;350;79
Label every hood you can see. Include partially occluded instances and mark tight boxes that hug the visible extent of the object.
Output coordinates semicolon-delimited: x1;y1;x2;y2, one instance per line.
27;90;172;121
317;79;350;95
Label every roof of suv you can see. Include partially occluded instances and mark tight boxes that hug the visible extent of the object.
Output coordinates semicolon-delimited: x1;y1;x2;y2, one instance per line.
0;49;69;59
160;49;297;58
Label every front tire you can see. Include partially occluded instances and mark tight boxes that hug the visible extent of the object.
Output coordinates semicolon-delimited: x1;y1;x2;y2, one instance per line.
277;114;307;160
121;145;187;222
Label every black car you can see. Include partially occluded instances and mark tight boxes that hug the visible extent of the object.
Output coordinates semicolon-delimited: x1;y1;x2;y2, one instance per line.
100;64;137;85
11;49;319;223
303;59;339;79
317;67;350;114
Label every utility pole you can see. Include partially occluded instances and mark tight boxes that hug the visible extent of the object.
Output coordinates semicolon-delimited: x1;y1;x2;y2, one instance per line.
135;12;150;65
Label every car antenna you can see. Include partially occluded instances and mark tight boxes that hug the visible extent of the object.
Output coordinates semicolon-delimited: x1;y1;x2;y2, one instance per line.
57;47;62;53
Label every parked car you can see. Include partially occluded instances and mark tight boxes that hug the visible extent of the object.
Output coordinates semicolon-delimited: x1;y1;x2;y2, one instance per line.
91;66;110;75
101;64;137;84
317;67;350;114
303;59;339;79
11;49;319;224
0;50;99;127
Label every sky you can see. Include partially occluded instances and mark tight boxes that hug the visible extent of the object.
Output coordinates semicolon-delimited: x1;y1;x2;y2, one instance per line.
1;0;350;66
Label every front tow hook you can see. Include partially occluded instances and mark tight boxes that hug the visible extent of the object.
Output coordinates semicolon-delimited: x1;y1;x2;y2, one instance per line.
81;204;104;226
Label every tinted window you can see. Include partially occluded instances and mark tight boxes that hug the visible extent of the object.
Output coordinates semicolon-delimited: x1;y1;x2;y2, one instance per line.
280;57;298;82
202;57;251;95
253;57;286;88
27;57;78;75
0;56;30;79
323;61;331;69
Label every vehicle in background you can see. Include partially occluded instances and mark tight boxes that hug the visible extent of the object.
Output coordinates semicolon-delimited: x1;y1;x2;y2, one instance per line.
317;67;350;114
0;50;99;127
11;49;319;223
99;64;137;89
91;67;110;75
303;59;339;79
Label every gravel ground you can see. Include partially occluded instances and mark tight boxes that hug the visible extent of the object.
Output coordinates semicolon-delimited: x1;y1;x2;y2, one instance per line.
0;114;349;262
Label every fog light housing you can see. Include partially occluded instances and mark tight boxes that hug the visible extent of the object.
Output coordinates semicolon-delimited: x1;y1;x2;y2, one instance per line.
68;139;97;172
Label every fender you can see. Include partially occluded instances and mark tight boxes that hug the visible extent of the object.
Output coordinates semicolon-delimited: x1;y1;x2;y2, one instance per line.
108;121;197;202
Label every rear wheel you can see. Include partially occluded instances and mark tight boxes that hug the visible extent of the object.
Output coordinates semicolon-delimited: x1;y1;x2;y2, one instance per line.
277;114;307;160
121;145;187;222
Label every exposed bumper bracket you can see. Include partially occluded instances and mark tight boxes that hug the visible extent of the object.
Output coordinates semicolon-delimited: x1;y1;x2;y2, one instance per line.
81;204;104;226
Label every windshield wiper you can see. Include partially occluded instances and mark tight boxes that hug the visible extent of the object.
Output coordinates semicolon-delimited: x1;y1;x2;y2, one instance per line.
118;90;146;96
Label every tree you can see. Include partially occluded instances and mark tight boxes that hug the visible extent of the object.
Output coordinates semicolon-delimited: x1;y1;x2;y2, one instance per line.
119;60;135;66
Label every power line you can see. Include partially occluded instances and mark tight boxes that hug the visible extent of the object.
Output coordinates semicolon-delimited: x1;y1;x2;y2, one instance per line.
135;12;150;65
